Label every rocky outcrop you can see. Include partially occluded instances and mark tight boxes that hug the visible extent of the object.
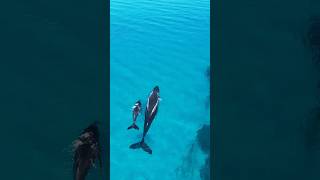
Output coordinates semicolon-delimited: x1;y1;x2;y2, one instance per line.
197;125;210;153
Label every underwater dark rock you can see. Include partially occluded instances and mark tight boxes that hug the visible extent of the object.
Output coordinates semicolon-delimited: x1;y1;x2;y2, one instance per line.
197;125;210;154
177;125;210;179
197;124;210;180
200;155;210;180
175;143;197;178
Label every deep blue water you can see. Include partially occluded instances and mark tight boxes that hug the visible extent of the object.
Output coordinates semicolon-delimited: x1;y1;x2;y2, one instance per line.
110;0;210;179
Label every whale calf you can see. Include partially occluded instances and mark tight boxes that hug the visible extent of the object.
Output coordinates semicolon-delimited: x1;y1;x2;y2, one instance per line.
127;100;142;130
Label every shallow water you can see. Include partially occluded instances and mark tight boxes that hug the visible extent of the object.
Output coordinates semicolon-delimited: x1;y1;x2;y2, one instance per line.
110;0;210;179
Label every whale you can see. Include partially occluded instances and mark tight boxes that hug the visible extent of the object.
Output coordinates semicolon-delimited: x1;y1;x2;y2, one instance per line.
130;86;160;154
127;100;142;130
73;122;102;180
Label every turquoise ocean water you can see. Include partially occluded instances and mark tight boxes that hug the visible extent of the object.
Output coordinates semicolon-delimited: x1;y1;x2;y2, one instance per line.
110;0;210;179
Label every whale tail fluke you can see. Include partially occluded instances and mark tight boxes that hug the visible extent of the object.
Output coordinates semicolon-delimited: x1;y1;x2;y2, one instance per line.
127;124;139;130
141;142;152;154
129;141;152;154
129;142;141;149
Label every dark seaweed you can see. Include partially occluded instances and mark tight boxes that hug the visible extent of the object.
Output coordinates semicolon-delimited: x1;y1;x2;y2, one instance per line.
197;125;210;154
200;155;210;180
196;124;210;180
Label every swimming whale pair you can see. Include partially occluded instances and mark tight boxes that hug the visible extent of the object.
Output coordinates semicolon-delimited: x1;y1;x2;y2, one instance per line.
72;122;102;180
129;86;160;154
